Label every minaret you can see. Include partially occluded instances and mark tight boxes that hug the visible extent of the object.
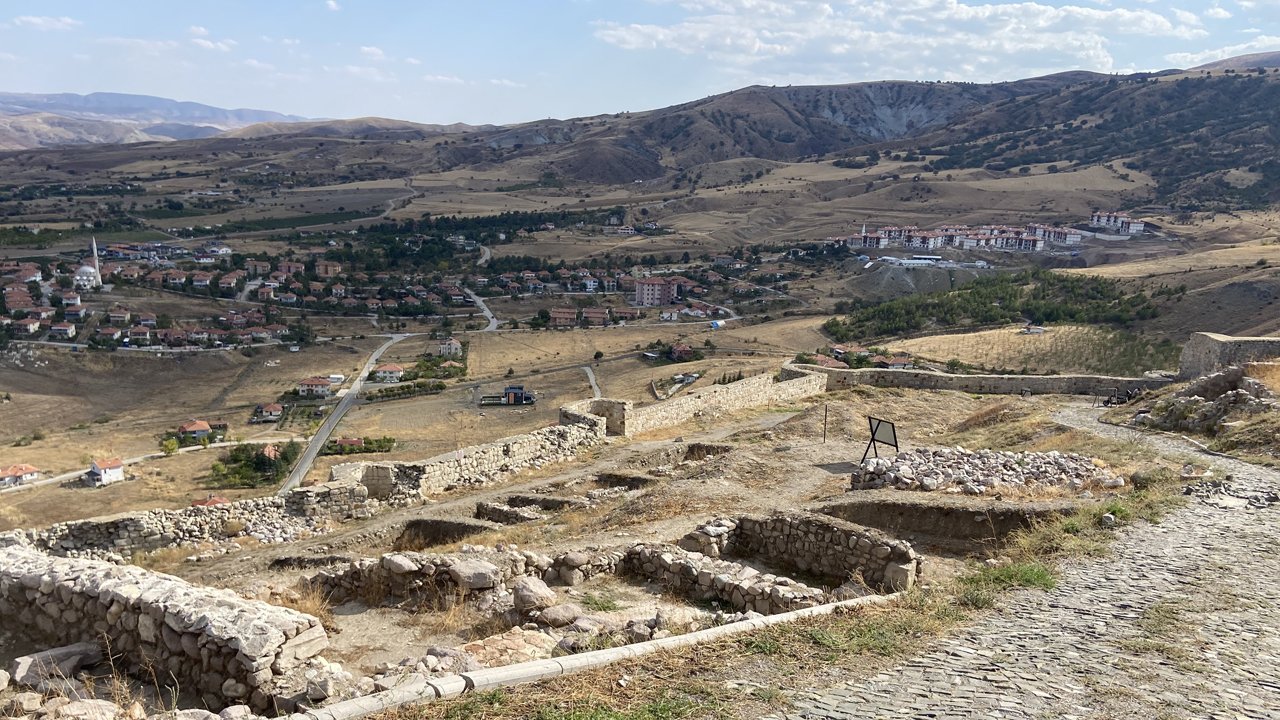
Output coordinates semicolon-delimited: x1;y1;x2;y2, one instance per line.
91;236;102;288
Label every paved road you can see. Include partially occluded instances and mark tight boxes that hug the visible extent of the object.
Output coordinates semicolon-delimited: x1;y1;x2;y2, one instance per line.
582;365;602;399
0;438;301;496
769;405;1280;720
277;333;412;494
476;244;492;268
465;290;500;332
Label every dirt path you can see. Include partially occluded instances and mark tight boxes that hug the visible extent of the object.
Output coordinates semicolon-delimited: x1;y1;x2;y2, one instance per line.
770;405;1280;719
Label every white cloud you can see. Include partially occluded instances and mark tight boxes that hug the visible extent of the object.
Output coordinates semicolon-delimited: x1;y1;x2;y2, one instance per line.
282;37;302;46
243;58;276;71
97;37;179;55
404;57;422;65
360;45;386;60
423;73;465;84
592;0;1212;84
189;25;209;36
489;78;526;88
1204;6;1233;18
192;37;236;51
326;0;341;10
340;65;396;83
1164;35;1280;65
11;15;81;31
0;52;15;61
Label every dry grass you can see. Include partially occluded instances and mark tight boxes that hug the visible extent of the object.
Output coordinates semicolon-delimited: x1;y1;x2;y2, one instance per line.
271;583;338;629
1245;362;1280;392
383;589;967;720
886;325;1179;376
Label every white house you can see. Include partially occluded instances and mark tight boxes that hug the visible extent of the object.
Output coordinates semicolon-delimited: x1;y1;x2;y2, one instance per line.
438;337;464;358
0;464;39;486
298;377;334;397
373;363;405;383
87;457;125;487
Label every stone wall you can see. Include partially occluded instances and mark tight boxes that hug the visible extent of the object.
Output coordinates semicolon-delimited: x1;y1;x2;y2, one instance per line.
794;365;1170;396
0;539;326;711
724;513;920;591
283;480;371;520
622;543;828;615
562;370;826;438
1178;332;1280;379
305;549;552;609
25;482;370;559
331;422;607;505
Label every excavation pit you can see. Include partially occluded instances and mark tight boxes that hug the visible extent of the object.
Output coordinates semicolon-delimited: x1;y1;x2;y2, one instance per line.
393;517;503;551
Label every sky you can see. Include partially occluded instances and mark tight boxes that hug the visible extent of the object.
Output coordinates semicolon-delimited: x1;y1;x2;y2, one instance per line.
0;0;1276;125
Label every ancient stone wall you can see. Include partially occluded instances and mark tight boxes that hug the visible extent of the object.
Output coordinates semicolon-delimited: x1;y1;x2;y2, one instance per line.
562;371;826;438
726;513;920;591
305;549;551;608
1178;332;1280;379
332;422;607;505
794;365;1170;396
283;479;370;520
0;539;326;711
30;498;292;558
622;543;827;615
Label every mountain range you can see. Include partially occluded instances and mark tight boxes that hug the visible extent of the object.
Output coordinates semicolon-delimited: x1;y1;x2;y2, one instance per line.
3;51;1279;206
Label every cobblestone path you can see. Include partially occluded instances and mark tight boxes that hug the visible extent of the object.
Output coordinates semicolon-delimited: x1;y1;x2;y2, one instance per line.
769;405;1280;720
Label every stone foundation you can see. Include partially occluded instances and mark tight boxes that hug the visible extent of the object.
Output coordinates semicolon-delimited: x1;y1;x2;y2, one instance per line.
678;513;920;591
622;543;827;615
0;540;326;712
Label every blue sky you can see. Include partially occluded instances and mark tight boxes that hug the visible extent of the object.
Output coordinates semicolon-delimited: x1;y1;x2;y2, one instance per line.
0;1;1276;124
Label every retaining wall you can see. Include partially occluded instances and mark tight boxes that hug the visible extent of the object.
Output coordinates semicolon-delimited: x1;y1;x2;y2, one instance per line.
1178;332;1280;379
25;488;364;559
622;543;827;615
792;365;1170;396
0;539;327;712
305;549;549;609
561;370;826;437
728;513;920;591
331;422;607;505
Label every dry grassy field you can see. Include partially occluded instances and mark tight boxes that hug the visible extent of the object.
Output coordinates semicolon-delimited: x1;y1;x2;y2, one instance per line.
886;324;1180;375
0;340;378;478
1063;241;1280;278
0;449;274;533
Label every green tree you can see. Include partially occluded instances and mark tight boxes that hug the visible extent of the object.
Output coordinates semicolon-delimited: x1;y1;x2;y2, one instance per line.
161;438;179;455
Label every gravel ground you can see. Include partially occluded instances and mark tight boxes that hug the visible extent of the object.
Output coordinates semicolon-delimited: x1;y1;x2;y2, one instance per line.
769;403;1280;720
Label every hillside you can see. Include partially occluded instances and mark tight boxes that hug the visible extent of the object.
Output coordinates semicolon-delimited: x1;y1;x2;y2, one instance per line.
0;91;307;150
1193;51;1280;72
225;117;496;140
0;112;156;151
908;71;1280;207
2;58;1279;210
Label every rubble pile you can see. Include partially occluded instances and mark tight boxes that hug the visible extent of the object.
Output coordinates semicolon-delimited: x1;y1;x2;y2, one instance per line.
1137;366;1275;433
850;447;1125;495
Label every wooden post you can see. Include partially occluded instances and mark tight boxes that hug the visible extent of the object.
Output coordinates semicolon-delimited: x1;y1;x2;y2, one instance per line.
823;404;828;444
